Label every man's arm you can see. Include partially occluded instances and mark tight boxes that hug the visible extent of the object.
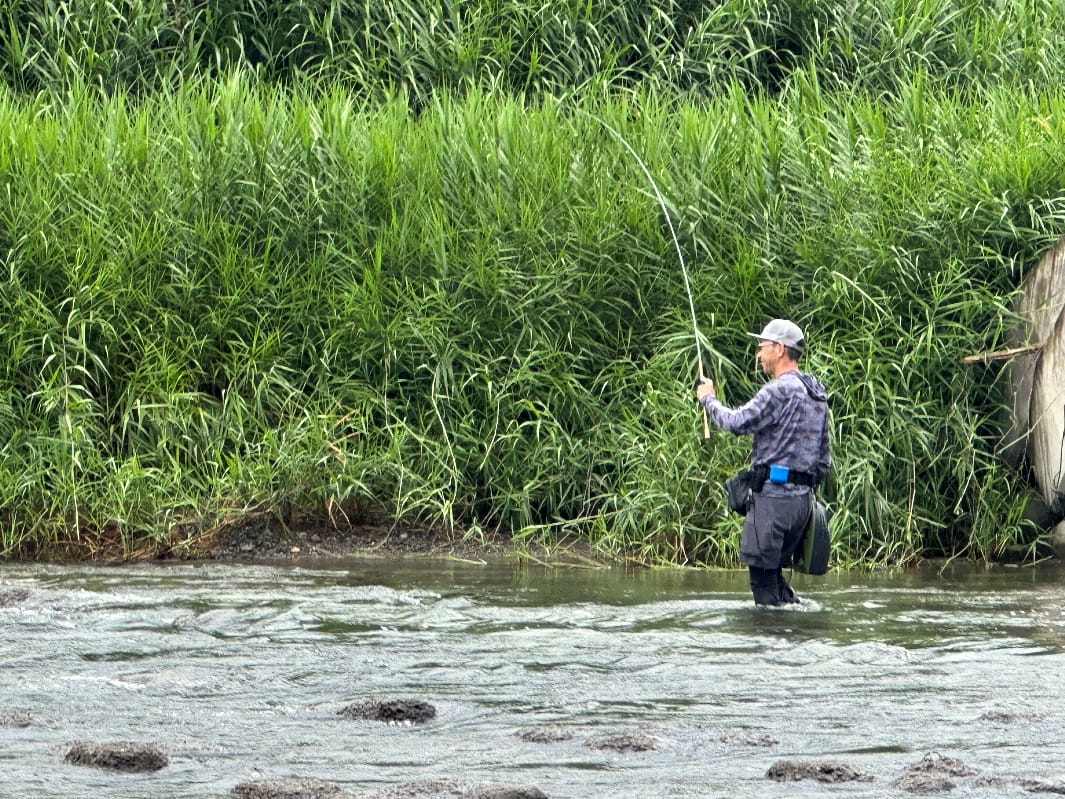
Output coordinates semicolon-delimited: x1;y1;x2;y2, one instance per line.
697;378;775;435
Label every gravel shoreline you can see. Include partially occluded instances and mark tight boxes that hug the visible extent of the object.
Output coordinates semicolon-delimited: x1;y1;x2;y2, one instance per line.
176;511;597;566
196;513;515;562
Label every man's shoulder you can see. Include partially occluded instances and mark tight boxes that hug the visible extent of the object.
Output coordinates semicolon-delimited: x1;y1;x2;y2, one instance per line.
775;370;828;402
766;370;805;392
750;376;795;408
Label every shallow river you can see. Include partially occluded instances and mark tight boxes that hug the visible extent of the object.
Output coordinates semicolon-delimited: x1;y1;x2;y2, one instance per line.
4;558;1065;798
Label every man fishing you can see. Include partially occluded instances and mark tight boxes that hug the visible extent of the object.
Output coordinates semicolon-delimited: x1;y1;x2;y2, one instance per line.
696;319;830;607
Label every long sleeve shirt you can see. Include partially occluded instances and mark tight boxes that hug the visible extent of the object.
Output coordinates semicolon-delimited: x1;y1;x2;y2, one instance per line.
700;369;830;487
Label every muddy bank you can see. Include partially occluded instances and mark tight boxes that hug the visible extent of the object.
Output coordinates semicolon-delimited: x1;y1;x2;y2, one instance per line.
156;511;594;567
2;505;578;564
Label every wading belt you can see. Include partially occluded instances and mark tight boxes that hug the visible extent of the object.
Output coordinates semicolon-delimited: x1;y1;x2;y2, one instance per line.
751;464;818;488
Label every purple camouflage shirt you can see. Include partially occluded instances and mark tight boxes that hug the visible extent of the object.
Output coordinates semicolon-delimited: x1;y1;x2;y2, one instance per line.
700;369;830;488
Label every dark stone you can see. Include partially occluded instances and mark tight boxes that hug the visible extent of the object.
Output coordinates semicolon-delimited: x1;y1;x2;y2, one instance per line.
973;776;1014;790
889;752;979;793
0;588;30;607
337;699;436;724
899;752;979;778
979;710;1042;724
517;725;574;743
586;733;658;752
64;741;168;772
892;772;956;794
766;760;873;783
468;784;549;799
979;711;1018;723
368;778;466;798
0;710;31;728
719;729;778;747
1019;778;1065;794
231;778;351;799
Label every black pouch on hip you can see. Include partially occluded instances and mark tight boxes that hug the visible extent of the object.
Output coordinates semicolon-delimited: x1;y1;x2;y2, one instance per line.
724;469;754;516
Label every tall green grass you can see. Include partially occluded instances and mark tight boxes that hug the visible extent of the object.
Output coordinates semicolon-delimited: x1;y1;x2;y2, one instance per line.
2;1;1065;100
0;74;1059;563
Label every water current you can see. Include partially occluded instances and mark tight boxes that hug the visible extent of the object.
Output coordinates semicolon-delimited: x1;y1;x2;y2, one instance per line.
4;558;1065;798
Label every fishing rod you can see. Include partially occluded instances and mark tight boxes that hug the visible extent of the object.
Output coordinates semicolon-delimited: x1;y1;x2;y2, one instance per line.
573;107;710;438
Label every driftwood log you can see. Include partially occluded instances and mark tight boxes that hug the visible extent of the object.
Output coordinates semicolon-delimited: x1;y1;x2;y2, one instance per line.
1000;238;1065;529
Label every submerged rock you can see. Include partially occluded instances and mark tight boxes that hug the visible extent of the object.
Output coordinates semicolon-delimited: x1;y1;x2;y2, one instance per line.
973;775;1065;794
338;698;436;724
893;772;956;794
0;710;31;728
766;760;873;783
366;780;547;799
899;752;979;778
979;710;1043;724
586;733;658;752
890;752;979;794
719;729;778;747
64;741;168;772
468;784;548;799
516;725;574;744
367;778;466;798
231;777;352;799
1018;777;1065;794
0;587;30;607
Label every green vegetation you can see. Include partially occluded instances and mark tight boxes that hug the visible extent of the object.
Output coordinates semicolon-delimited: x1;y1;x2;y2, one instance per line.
3;1;1064;99
0;2;1062;564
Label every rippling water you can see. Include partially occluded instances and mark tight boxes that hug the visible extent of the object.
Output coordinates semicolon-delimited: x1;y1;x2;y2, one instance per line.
4;559;1065;798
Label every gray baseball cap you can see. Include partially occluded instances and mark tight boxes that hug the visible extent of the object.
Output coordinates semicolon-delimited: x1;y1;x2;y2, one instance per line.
746;318;805;352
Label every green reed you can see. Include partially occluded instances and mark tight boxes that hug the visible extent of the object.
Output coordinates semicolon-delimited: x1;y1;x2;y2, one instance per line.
0;73;1060;564
3;1;1065;100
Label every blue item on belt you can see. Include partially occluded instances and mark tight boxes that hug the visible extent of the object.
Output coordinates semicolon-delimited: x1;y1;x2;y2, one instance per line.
768;464;790;484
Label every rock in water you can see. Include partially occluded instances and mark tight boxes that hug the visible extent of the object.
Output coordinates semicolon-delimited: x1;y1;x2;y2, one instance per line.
516;725;574;743
0;587;30;607
231;777;351;798
337;698;436;724
766;759;872;783
585;733;658;752
468;784;549;799
64;741;168;772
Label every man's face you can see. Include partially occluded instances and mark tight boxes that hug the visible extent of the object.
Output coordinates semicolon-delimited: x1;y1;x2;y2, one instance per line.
756;339;782;374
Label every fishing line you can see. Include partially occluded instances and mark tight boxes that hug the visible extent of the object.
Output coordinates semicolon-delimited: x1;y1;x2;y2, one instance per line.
572;106;710;436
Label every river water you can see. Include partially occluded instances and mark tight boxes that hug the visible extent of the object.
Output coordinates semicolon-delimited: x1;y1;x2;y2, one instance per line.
4;558;1065;798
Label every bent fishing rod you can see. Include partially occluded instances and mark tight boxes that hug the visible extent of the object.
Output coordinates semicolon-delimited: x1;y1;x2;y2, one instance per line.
573;107;710;438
